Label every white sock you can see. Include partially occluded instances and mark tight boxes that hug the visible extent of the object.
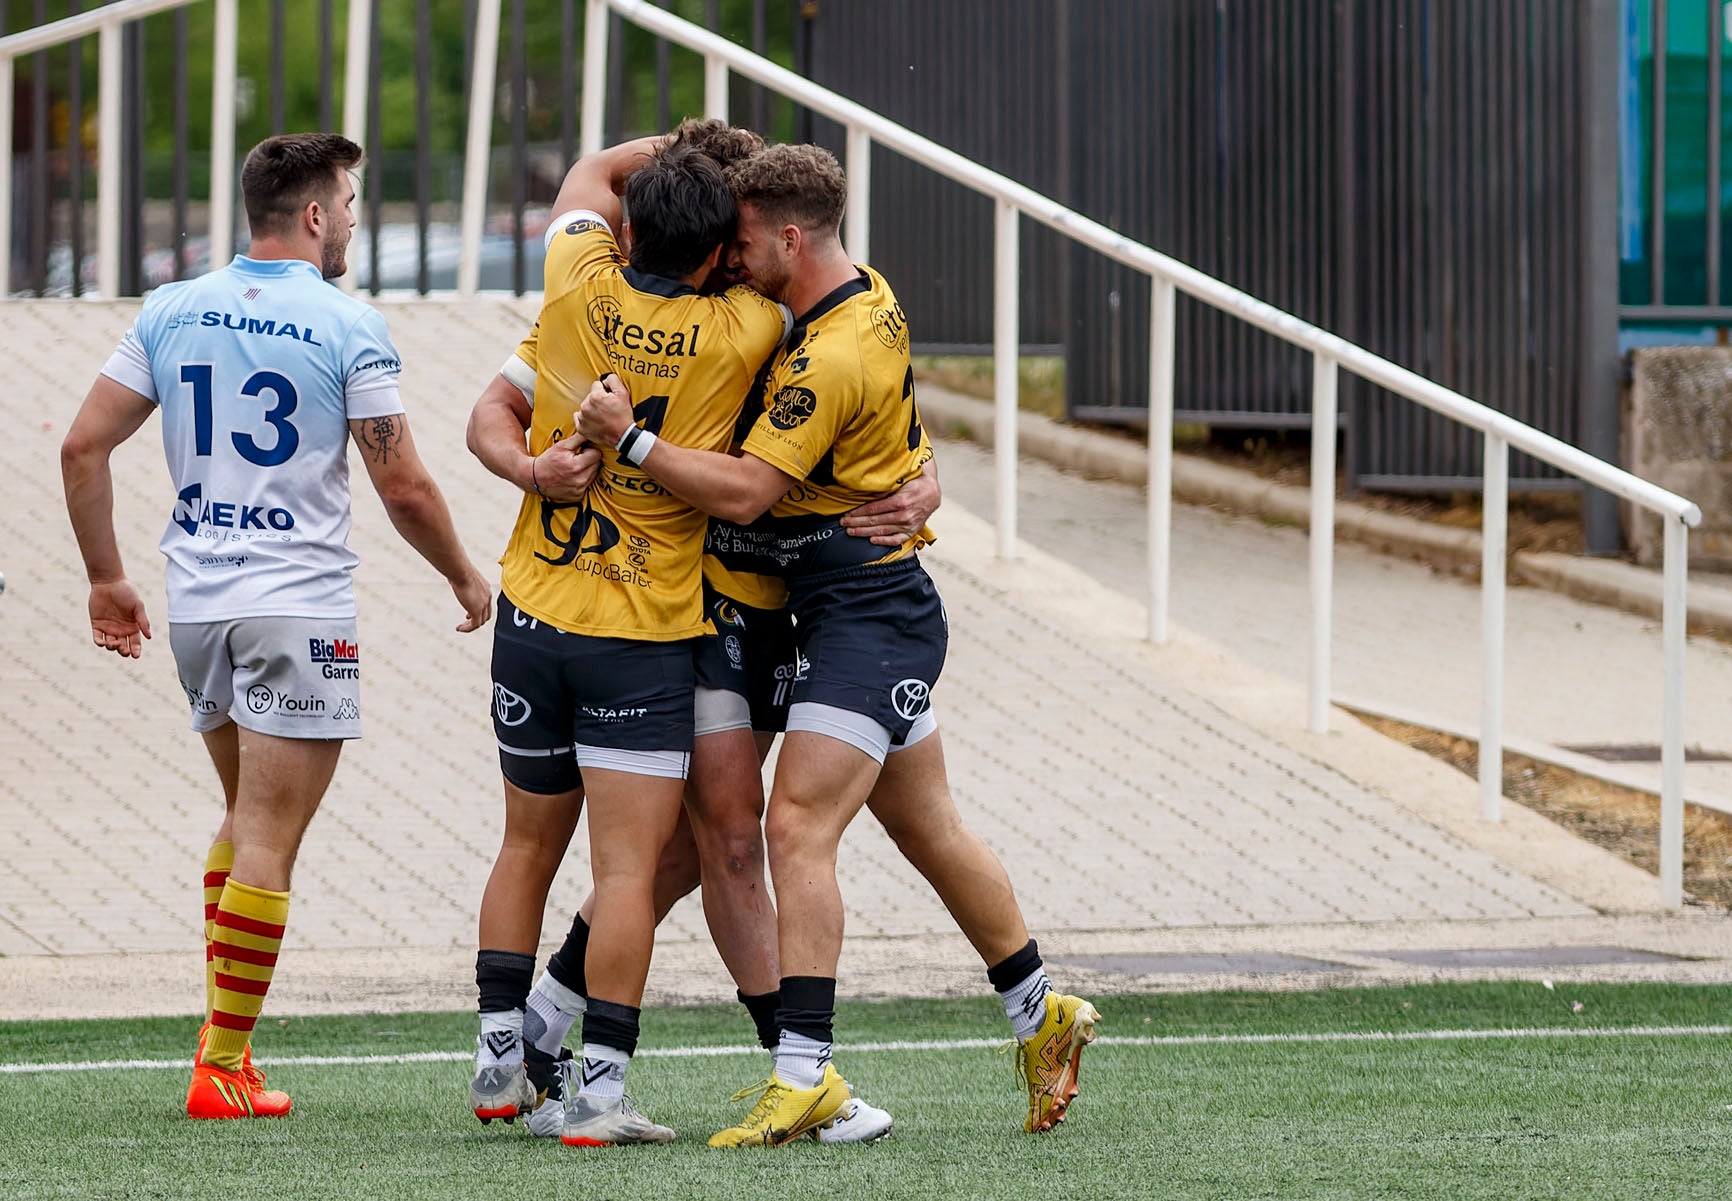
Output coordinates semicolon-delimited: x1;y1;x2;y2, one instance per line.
578;1042;629;1101
524;971;586;1056
478;1009;524;1066
774;1030;831;1089
998;967;1053;1042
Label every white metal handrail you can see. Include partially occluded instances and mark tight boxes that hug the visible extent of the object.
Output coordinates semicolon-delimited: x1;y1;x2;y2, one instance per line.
558;0;1702;906
0;0;371;299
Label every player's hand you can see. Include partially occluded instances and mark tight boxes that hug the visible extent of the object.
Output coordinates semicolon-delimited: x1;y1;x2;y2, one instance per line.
578;374;635;446
88;579;151;658
449;566;494;633
532;435;600;501
842;467;941;546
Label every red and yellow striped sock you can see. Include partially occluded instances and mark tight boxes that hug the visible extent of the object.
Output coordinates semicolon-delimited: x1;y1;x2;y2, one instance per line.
202;841;234;1022
204;878;289;1072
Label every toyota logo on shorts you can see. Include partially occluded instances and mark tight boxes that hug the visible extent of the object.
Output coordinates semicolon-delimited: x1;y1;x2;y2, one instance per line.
890;678;931;721
245;685;274;714
494;683;532;727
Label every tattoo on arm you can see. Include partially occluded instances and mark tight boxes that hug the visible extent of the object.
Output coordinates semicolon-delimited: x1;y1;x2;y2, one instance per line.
361;415;403;464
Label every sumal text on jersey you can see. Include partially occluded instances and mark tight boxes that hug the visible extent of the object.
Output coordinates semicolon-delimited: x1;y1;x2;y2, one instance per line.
180;311;325;345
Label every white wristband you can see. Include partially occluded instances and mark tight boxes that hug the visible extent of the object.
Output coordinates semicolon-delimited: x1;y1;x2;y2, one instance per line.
617;425;658;467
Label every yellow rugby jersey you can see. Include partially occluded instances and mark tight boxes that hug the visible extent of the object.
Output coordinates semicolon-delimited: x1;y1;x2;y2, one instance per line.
738;266;934;581
498;213;790;639
505;314;789;613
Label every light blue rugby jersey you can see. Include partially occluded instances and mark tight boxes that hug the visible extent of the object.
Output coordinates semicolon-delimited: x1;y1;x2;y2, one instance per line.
101;256;405;623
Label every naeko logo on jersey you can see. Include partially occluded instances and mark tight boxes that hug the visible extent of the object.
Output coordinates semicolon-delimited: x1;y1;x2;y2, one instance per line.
172;482;296;540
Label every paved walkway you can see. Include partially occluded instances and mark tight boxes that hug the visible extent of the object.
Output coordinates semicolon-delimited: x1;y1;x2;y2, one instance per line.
0;299;1722;1020
934;433;1732;806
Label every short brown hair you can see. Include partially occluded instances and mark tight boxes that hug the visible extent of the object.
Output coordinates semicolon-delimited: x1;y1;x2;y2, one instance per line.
241;133;363;236
726;143;847;235
666;118;765;171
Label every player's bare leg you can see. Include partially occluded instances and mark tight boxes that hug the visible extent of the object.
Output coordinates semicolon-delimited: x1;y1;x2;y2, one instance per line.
709;733;878;1147
479;783;584;952
190;730;341;1119
867;728;1099;1132
559;768;684;1146
684;727;779;997
865;730;1026;965
764;733;882;980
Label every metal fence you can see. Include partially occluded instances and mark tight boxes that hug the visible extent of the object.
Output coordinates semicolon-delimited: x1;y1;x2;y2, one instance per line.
802;0;1623;529
0;0;786;297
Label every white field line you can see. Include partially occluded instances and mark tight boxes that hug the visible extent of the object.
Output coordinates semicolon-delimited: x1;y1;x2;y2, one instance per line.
4;1024;1730;1075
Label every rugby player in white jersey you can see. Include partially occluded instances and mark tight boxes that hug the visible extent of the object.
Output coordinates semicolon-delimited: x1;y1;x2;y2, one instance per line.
61;133;492;1120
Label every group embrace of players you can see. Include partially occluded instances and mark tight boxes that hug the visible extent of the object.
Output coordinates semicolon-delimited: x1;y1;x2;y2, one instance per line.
60;120;1097;1147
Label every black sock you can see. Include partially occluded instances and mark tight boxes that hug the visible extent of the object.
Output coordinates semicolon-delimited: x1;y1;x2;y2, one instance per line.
476;949;535;1013
546;912;590;996
985;939;1043;992
738;988;781;1051
581;996;642;1058
775;976;836;1045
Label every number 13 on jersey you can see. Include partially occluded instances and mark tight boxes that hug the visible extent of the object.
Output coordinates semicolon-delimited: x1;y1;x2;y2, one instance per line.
179;363;301;467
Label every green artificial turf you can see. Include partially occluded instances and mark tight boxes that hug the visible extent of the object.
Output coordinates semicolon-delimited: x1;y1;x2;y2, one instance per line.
1;982;1727;1200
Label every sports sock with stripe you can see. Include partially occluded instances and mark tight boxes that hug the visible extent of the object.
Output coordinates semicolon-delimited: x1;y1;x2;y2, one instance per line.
201;840;234;1022
524;970;587;1057
476;949;535;1066
987;939;1053;1042
773;976;835;1089
203;878;288;1072
578;998;639;1101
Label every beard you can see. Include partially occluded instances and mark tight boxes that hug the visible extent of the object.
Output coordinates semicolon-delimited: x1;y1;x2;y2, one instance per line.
320;230;350;280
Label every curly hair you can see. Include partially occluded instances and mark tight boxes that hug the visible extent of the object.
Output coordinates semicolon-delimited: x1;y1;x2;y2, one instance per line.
241;133;363;236
665;118;766;171
725;143;847;235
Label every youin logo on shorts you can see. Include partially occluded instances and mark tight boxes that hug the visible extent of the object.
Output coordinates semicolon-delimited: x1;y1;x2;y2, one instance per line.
890;678;931;721
246;685;275;714
494;684;532;727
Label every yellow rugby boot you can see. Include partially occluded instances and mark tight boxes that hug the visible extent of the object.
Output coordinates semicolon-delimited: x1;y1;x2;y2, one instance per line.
1012;993;1101;1132
707;1064;851;1147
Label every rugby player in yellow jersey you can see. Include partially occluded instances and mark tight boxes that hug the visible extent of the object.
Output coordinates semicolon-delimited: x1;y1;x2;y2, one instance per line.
578;143;1100;1144
469;133;793;1146
468;120;934;1144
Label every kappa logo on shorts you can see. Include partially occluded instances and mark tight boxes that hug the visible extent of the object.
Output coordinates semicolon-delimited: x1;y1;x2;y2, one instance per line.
891;678;932;721
245;685;275;714
494;684;532;727
332;698;360;722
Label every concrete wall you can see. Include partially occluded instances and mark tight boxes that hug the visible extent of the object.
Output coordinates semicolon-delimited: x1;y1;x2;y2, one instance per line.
1627;346;1732;568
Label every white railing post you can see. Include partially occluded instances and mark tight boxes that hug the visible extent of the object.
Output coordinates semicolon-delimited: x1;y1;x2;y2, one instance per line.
704;54;728;121
993;198;1020;559
1308;354;1339;734
0;54;13;297
209;0;237;268
845;125;871;264
1480;434;1508;821
97;20;122;298
338;0;373;292
1147;276;1176;644
1660;516;1688;906
580;0;608;157
459;0;503;296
